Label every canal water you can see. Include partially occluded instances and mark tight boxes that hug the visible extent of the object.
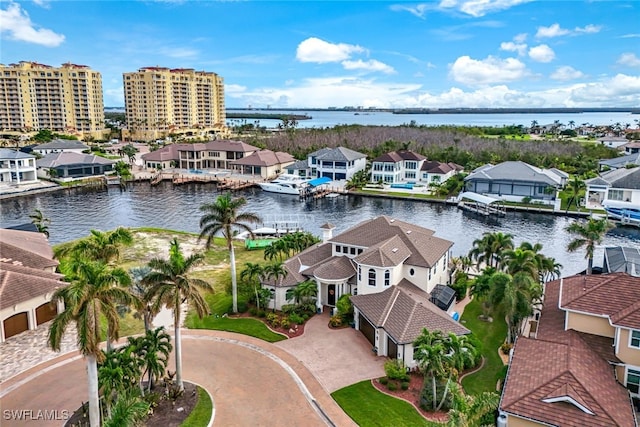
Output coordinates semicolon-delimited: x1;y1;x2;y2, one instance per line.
2;182;639;276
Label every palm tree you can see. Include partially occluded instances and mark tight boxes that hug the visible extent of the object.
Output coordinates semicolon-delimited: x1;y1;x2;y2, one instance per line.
286;280;318;310
470;267;496;320
566;218;614;274
129;266;155;332
435;333;477;411
263;262;288;311
143;238;213;391
130;327;172;393
55;227;133;265
468;232;513;269
199;193;261;313
102;391;150;427
240;262;265;310
29;208;51;238
500;247;539;279
446;388;500;427
564;175;585;213
413;329;447;411
48;260;137;427
98;345;143;416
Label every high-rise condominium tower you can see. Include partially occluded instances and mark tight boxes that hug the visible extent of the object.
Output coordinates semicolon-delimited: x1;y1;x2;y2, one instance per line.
0;61;106;139
123;67;227;142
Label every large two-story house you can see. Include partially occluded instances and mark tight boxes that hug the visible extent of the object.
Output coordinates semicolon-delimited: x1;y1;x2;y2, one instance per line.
464;161;567;204
261;216;468;367
585;168;640;222
31;139;90;155
370;150;462;186
0;148;38;187
141;140;259;171
499;273;640;426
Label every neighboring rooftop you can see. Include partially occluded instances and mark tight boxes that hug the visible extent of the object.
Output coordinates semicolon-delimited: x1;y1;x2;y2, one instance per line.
36;152;115;168
586;167;640;190
32;139;89;151
0;148;35;160
230;149;295;167
464;161;568;186
316;147;367;162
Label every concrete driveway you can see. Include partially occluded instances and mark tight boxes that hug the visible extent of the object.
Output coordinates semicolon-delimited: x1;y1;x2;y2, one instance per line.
275;312;386;393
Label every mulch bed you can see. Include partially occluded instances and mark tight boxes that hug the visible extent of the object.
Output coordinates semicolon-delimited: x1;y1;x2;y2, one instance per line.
372;373;449;423
228;311;308;338
65;382;199;427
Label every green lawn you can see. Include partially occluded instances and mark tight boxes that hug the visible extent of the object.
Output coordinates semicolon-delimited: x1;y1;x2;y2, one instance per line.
185;315;286;343
181;386;213;427
332;381;440;427
460;299;508;395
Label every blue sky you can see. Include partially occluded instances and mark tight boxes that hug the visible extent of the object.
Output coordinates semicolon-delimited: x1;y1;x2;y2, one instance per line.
1;0;639;109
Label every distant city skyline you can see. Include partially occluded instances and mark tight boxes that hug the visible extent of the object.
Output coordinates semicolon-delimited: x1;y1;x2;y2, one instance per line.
1;0;639;109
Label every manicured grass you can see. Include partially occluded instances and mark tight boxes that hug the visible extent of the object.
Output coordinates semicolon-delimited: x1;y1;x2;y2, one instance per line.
181;386;213;427
99;312;144;341
185;315;286;343
460;299;508;395
332;381;439;427
354;189;447;201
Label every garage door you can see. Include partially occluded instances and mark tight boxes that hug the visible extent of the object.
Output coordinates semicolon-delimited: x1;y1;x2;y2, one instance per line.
358;313;376;347
387;336;398;359
4;312;28;339
36;302;57;325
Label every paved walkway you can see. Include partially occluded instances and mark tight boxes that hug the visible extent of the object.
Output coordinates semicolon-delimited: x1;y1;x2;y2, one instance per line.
0;329;356;427
276;312;385;393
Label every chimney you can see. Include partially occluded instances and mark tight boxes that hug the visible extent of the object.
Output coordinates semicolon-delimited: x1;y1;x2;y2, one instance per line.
319;222;335;243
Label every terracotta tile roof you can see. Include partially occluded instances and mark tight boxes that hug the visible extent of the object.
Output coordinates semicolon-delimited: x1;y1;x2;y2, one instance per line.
313;256;356;281
0;229;58;270
354;235;411;267
0;263;65;310
500;333;635;427
329;216;451;268
351;279;469;344
559;273;640;329
230;150;295;167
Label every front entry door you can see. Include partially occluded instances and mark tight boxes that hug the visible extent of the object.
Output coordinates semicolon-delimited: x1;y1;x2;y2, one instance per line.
327;284;336;306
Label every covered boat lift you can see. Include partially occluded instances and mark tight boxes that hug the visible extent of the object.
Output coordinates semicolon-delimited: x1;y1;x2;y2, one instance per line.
457;192;506;217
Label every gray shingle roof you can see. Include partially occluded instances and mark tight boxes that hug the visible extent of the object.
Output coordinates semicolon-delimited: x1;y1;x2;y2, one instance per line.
598;153;640;169
464;161;566;186
37;152;115;167
316;147;367;162
604;246;640;275
33;139;89;151
586;167;640;190
0;148;35;160
286;160;309;170
351;279;469;344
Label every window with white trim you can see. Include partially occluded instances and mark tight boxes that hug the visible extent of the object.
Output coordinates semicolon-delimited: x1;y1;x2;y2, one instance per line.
368;269;376;286
358;266;361;282
384;270;390;287
627;369;640;394
631;330;640;348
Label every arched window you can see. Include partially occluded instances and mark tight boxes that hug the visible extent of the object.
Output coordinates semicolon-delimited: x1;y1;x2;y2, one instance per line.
384;270;390;287
368;269;376;286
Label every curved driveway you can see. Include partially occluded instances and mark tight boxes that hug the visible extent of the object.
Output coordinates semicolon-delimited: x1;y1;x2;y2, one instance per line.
0;330;356;427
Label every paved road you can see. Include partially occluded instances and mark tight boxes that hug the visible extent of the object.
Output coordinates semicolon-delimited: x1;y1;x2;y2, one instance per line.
0;330;356;427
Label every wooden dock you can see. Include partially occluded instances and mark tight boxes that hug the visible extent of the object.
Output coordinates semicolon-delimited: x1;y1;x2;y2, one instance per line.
172;174;219;185
299;186;348;201
216;179;257;192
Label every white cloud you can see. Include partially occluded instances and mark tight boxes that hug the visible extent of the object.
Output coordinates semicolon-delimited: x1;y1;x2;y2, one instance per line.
32;0;50;8
500;41;527;56
439;0;532;17
621;34;640;38
536;23;602;38
296;37;365;63
341;59;395;74
564;74;640;106
550;66;585;81
528;44;555;63
0;1;65;47
617;53;640;68
449;55;528;85
389;3;431;18
513;33;527;43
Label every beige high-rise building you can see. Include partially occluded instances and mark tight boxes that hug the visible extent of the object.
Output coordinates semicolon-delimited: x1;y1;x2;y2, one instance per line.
0;61;107;140
123;67;228;142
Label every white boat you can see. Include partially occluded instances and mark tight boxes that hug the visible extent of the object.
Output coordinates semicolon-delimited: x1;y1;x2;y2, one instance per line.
258;174;310;195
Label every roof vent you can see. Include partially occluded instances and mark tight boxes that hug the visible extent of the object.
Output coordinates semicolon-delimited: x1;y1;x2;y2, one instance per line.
389;219;395;223
407;230;412;234
392;248;398;253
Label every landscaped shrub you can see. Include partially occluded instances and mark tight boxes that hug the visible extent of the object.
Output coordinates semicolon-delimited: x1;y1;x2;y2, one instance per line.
280;317;290;329
336;294;354;321
237;300;249;313
501;342;513;355
420;378;454;411
379;377;388;385
301;313;310;321
401;382;410;390
288;313;304;325
384;359;409;382
387;382;398;391
265;312;279;326
329;315;343;327
281;304;297;314
257;309;266;318
249;307;258;316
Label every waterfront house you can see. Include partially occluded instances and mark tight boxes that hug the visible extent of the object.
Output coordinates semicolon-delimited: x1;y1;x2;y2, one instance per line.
36;152;115;179
464;161;567;203
308;147;367;181
140;140;259;171
370;150;426;183
604;247;640;276
230;149;295;179
599;136;630;150
31;139;90;155
585;167;640;211
499;273;639;427
261;216;467;367
0;148;38;187
599;153;640;171
623;142;640;155
420;160;463;186
284;159;311;177
0;229;64;343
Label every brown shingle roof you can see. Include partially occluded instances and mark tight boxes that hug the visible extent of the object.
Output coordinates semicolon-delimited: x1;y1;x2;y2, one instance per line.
559;273;640;329
351;279;469;344
313;256;356;281
500;333;635;427
372;150;426;163
0;263;65;309
354;235;411;267
230;150;295;167
329;216;451;268
421;161;454;174
0;229;58;270
141;140;259;162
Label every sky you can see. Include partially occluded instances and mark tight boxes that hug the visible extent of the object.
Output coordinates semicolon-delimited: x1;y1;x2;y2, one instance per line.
1;0;639;109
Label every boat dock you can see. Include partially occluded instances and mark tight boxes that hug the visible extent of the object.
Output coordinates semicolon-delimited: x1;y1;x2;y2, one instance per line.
457;192;507;217
299;186;348;201
145;170;260;191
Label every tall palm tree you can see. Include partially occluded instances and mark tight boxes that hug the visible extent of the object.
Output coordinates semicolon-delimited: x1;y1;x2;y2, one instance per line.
199;193;261;313
564;175;586;213
470;267;497;320
128;266;155;332
55;227;133;265
489;271;541;343
566;217;614;274
130;327;172;393
143;238;213;391
240;262;265;310
263;262;288;311
500;247;539;279
468;232;513;269
48;260;137;427
435;333;477;411
29;208;51;238
413;329;447;411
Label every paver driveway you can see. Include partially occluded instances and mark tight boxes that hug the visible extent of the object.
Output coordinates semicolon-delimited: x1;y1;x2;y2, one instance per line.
0;330;356;427
276;312;386;392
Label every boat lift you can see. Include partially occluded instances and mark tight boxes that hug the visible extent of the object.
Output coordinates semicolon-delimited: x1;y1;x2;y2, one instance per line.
457;192;507;217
